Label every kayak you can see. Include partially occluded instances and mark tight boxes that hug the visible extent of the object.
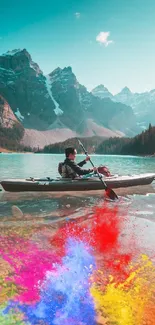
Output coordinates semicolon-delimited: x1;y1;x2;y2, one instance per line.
0;173;155;192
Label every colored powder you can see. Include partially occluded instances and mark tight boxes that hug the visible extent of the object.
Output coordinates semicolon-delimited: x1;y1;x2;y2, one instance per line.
91;254;155;325
0;257;18;304
142;298;155;324
0;308;25;325
0;278;18;304
49;203;154;325
51;204;133;282
90;205;122;252
3;238;96;325
0;235;61;303
50;205;122;253
1;202;155;325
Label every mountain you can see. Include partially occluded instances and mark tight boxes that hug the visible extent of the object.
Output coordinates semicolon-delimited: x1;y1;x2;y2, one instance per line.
114;87;133;104
0;95;18;128
0;49;141;149
20;128;78;149
0;49;56;130
96;124;155;156
48;67;139;136
0;95;26;150
92;84;155;130
114;87;155;130
92;84;113;99
20;119;124;149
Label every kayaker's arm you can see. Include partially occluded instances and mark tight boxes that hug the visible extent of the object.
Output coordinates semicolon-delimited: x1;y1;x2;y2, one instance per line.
78;159;87;167
78;156;90;167
68;160;93;175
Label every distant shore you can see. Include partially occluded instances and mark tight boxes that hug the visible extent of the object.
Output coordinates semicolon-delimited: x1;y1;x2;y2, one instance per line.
0;147;14;153
0;147;33;154
0;146;155;157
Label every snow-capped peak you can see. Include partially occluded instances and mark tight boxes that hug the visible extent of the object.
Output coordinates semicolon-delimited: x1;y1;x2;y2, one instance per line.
92;84;113;99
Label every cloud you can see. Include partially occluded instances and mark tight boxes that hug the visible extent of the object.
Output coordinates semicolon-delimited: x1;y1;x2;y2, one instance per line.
96;31;113;47
75;12;81;19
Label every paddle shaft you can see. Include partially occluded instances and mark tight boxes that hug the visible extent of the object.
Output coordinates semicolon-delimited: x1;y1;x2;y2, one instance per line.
78;140;108;189
78;139;118;200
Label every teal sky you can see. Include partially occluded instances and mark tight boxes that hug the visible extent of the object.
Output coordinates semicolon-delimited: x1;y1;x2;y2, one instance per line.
1;0;155;94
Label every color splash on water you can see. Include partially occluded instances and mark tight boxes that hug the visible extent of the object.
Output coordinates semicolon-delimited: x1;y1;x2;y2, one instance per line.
50;204;134;282
50;205;122;253
0;203;155;325
3;238;96;325
0;308;25;325
91;254;155;325
0;235;61;303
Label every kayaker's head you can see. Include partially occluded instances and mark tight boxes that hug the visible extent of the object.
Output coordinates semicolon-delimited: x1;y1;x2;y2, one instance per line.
65;147;77;161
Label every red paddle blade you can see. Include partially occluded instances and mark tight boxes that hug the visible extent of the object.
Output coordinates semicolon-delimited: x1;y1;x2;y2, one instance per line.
105;188;118;201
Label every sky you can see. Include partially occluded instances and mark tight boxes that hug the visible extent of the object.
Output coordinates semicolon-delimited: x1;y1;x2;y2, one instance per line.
0;0;155;94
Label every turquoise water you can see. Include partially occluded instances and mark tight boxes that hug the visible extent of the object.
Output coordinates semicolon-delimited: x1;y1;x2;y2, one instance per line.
0;153;155;179
0;153;155;221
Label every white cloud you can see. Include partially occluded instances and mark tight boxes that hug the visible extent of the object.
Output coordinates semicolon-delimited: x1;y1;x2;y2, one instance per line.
75;12;81;19
96;31;114;47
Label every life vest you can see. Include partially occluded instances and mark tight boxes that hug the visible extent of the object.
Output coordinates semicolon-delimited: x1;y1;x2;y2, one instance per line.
58;162;76;179
58;162;111;178
58;162;63;176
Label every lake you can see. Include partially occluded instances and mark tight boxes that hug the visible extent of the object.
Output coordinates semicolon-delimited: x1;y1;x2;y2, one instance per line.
1;153;155;180
0;153;155;324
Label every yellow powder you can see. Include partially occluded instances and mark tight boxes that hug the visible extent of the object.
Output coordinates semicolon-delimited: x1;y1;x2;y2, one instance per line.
91;254;155;325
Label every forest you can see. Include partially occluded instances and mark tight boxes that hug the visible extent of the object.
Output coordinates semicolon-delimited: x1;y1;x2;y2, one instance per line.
41;136;106;154
1;123;155;156
41;124;155;156
96;124;155;155
0;123;32;152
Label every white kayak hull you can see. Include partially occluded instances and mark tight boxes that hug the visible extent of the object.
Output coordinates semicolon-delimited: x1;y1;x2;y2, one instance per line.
1;173;155;192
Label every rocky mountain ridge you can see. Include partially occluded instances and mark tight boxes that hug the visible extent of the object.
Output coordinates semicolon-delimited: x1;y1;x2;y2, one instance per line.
0;49;141;148
92;85;155;130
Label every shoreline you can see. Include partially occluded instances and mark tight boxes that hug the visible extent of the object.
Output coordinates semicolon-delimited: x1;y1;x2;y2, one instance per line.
0;146;155;157
0;147;33;154
0;147;15;153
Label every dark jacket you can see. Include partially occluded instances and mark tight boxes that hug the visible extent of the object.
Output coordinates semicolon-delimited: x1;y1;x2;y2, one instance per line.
61;158;93;179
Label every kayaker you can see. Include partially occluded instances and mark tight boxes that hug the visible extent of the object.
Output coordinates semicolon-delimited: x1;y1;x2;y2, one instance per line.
59;147;97;179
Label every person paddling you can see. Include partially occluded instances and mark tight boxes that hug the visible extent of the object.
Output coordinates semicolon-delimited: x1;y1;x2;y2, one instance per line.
59;147;97;179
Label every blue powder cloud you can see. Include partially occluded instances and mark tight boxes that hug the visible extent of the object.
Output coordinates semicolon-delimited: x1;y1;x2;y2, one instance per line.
3;238;96;325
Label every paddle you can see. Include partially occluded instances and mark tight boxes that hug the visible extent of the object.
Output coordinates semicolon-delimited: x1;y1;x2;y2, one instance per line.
78;139;118;201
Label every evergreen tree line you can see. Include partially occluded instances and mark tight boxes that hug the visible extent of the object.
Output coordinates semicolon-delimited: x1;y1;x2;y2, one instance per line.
41;136;105;154
41;124;155;156
96;124;155;155
1;122;155;156
0;123;33;152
